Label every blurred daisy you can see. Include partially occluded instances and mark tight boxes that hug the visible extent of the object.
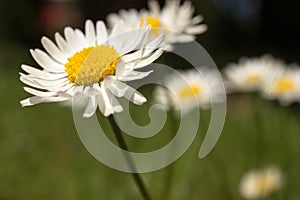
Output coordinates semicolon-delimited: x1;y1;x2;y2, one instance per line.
224;55;285;92
107;0;207;48
239;166;283;199
154;67;225;116
20;19;164;117
261;65;300;105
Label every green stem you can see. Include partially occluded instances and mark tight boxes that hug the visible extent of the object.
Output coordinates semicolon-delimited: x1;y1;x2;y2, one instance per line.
108;115;152;200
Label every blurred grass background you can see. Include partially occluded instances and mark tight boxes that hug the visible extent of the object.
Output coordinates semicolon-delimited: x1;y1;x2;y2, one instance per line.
1;0;300;199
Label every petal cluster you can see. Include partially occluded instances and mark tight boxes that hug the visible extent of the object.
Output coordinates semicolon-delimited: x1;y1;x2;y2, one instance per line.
154;67;225;116
224;55;300;105
107;0;207;48
20;19;164;117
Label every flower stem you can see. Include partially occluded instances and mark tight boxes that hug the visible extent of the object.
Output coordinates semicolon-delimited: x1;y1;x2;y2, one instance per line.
108;115;152;200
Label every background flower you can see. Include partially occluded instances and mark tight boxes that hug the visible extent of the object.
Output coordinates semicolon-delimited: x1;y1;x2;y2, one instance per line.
239;166;283;199
223;55;285;93
106;0;207;48
261;65;300;105
154;67;225;116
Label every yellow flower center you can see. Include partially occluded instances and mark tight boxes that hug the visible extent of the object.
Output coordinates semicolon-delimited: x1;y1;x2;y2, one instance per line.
140;17;160;35
65;45;120;85
275;78;294;93
179;85;201;99
247;73;260;83
255;173;279;197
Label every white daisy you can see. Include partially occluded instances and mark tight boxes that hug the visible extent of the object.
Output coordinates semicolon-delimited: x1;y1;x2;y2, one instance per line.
261;64;300;105
107;0;207;48
20;19;164;117
154;67;225;116
239;166;283;200
224;55;285;92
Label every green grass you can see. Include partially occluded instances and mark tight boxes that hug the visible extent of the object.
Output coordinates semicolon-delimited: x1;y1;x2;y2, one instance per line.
1;44;300;200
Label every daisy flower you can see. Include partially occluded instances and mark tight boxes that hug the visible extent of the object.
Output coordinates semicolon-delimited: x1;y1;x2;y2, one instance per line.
107;0;207;48
154;67;225;116
224;55;285;92
261;64;300;105
20;19;164;117
239;166;283;199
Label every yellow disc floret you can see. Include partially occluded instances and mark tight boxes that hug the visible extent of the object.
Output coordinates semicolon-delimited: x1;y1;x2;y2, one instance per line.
247;73;260;83
179;85;201;99
65;45;120;85
140;16;161;35
275;78;294;93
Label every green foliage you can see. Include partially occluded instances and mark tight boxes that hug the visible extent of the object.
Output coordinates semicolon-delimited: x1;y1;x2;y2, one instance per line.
1;47;300;199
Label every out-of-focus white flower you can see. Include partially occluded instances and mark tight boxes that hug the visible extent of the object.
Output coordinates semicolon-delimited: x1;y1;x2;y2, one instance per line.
261;65;300;106
224;55;285;92
107;0;207;48
154;67;225;116
20;19;164;117
239;166;283;199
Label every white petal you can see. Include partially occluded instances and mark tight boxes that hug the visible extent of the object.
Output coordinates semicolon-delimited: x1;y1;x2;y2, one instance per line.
54;32;73;56
117;70;153;81
21;64;67;80
105;78;146;105
20;75;45;90
96;20;108;45
29;77;69;87
41;96;69;102
23;87;57;97
83;95;97;118
48;82;73;92
173;34;195;43
122;34;164;63
95;92;105;115
85;19;96;46
146;34;165;49
116;29;141;55
115;59;126;77
100;87;114;116
64;27;78;51
108;21;127;52
105;77;127;97
73;91;89;105
109;94;123;113
106;13;121;27
127;48;163;69
110;20;125;38
191;15;204;24
20;96;43;107
41;36;68;64
74;29;88;49
57;90;73;98
185;25;207;34
30;49;65;73
148;0;161;15
20;96;68;107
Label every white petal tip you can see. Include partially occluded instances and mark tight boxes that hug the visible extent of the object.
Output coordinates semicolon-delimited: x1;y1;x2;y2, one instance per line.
83;112;95;118
114;106;123;113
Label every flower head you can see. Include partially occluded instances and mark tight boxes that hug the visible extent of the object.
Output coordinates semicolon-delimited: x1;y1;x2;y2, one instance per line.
239;166;283;199
261;64;300;105
20;19;164;117
154;67;225;116
107;0;207;48
224;55;285;92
